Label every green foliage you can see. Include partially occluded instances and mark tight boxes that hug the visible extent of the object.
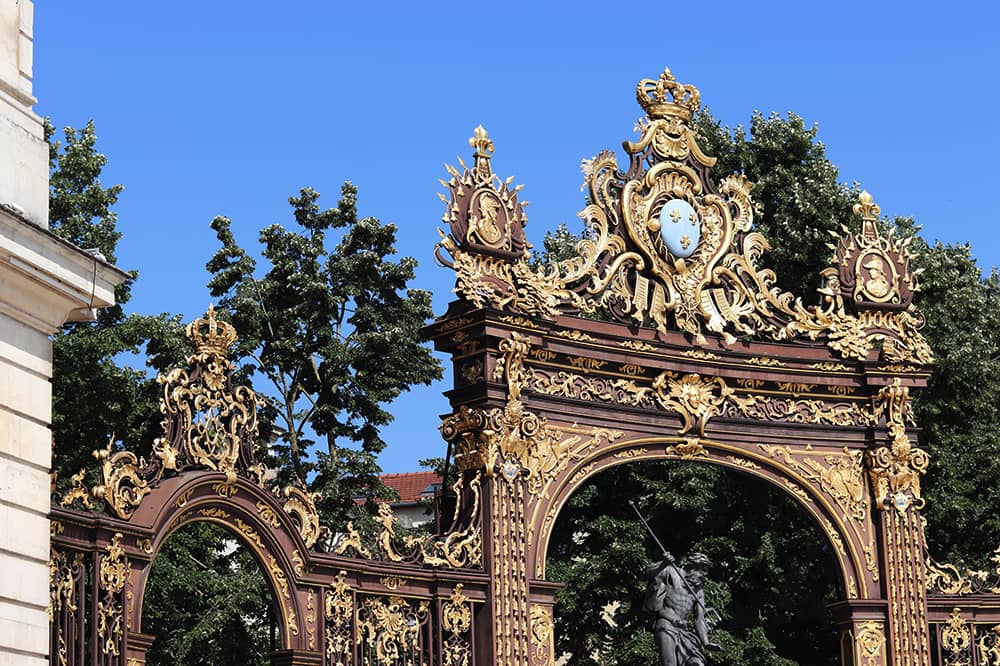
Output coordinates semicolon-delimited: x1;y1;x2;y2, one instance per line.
144;523;275;666
549;462;839;665
692;110;858;293
206;184;442;528
899;224;1000;567
45;119;186;487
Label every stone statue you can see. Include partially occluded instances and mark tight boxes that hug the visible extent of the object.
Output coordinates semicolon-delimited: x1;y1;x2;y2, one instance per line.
643;551;720;666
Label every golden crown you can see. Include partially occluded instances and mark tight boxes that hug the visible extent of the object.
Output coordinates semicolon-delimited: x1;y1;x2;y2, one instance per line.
186;306;238;355
636;68;702;121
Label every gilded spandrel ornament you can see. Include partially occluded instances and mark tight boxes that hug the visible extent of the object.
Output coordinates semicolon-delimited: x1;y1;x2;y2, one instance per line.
435;68;933;364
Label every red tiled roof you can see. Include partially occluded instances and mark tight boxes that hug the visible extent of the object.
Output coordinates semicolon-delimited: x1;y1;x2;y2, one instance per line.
380;472;442;503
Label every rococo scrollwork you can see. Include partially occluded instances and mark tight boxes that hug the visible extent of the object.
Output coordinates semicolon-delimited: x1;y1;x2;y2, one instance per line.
436;68;932;365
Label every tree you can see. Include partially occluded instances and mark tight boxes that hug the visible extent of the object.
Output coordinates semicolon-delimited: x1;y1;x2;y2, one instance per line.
143;523;276;666
542;110;1000;664
45;119;186;490
206;183;442;529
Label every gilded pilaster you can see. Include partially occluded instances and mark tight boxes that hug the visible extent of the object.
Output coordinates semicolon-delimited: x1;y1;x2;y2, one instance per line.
868;380;931;666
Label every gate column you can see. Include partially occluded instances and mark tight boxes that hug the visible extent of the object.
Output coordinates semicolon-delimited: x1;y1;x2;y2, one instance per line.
866;379;931;665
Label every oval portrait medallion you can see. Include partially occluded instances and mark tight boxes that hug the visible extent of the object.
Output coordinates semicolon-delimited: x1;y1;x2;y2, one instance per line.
658;198;700;259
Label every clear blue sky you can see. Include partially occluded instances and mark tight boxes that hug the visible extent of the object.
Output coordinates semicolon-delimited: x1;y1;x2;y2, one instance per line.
34;2;999;473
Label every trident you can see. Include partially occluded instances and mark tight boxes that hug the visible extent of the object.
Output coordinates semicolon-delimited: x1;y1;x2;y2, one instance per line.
629;499;718;626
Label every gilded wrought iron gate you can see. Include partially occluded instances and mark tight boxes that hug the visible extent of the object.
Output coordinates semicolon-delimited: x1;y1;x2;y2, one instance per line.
50;68;1000;666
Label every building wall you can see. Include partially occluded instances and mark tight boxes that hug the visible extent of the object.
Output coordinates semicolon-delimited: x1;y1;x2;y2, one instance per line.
0;4;127;664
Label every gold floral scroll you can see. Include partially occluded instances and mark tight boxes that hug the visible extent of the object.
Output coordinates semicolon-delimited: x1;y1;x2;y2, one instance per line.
436;68;932;364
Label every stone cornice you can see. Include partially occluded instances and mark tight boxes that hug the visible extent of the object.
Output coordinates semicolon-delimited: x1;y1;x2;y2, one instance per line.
0;207;129;332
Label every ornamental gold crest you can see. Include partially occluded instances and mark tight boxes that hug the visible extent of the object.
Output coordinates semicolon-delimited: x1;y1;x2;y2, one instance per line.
437;67;931;363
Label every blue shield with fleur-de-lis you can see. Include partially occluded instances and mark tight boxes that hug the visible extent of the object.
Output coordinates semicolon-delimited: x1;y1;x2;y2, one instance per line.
658;198;700;259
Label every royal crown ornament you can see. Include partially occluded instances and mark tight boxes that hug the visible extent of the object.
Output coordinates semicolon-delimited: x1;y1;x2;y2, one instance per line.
186;305;238;356
636;68;702;121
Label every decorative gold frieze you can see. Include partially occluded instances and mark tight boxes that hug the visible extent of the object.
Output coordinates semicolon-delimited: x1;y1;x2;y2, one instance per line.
619;339;655;351
553;329;596;342
680;349;720;361
745;356;785;367
810;361;852;372
380;575;406;591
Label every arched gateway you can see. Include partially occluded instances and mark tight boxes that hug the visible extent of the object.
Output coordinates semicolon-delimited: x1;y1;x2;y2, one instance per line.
51;69;1000;665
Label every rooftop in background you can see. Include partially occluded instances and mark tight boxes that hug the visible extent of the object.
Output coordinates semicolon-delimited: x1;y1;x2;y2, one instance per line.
381;472;442;505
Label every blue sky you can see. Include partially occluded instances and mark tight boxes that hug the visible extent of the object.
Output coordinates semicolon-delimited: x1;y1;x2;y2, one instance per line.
34;2;999;473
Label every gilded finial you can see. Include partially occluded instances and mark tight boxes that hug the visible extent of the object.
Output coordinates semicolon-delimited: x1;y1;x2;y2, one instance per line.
469;125;494;158
186;305;238;356
853;190;881;241
853;190;881;222
636;68;701;121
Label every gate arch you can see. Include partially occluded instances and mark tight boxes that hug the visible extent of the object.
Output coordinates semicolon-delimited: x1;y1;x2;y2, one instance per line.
129;471;313;647
534;436;867;600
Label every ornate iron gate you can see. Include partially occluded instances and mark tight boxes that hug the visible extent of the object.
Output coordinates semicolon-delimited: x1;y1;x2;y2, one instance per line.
50;68;1000;665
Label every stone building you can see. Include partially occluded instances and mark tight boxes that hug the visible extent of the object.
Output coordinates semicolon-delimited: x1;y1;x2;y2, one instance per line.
0;3;127;664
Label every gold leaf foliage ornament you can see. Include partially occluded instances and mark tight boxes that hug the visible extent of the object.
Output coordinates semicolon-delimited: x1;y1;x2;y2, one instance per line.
281;485;324;549
529;604;555;666
442;585;473;666
325;571;354;665
941;608;973;663
979;625;1000;666
926;543;1000;596
652;372;741;436
358;595;430;666
435;69;933;364
854;621;886;666
96;533;127;656
866;379;929;513
332;473;482;569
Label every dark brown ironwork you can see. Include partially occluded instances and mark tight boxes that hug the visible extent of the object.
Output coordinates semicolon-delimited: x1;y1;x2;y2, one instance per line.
48;67;1000;666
